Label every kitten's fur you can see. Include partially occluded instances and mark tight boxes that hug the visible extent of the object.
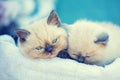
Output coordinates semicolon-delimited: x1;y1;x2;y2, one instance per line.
68;20;120;66
15;10;67;59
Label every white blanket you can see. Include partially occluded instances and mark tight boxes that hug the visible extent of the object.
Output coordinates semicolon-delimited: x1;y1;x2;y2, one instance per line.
0;35;120;80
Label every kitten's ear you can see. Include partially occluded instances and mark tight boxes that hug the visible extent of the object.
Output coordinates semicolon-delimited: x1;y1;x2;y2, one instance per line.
94;32;109;45
47;10;61;27
15;29;30;42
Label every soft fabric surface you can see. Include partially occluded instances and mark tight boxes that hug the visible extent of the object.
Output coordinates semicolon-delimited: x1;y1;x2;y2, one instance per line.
0;35;120;80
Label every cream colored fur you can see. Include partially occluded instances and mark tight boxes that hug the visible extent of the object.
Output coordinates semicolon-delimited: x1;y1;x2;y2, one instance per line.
18;19;67;59
68;20;120;66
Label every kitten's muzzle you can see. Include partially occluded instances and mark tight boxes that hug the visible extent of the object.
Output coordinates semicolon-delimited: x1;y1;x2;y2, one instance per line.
45;44;54;53
77;54;85;63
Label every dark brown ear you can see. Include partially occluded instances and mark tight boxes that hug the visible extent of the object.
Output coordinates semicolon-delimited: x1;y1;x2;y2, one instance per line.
47;10;61;26
94;32;109;45
15;29;30;42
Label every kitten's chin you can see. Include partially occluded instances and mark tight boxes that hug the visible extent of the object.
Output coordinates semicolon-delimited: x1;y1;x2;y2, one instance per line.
36;51;59;59
84;61;105;66
40;54;55;59
28;54;55;59
81;59;112;66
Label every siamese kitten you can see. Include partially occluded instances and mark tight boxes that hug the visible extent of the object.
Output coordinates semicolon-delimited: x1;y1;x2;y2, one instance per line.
68;20;120;66
15;10;67;59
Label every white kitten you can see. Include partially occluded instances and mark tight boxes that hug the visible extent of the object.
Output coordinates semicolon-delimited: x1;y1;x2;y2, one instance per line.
67;20;120;66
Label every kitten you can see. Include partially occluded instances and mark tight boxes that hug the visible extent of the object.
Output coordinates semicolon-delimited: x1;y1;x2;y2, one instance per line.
15;10;68;59
68;20;120;66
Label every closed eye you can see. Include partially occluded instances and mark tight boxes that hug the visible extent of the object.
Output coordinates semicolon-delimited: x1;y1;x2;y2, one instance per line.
73;54;77;56
86;56;90;58
72;54;78;58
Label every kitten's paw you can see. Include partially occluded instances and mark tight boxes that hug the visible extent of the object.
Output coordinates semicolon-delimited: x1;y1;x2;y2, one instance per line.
57;49;72;59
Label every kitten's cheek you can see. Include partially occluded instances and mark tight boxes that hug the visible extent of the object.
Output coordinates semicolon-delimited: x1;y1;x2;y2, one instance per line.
84;57;96;64
27;50;40;59
50;50;60;58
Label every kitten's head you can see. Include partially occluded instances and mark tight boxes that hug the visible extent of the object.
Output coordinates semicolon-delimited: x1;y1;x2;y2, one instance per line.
15;10;67;59
68;21;110;66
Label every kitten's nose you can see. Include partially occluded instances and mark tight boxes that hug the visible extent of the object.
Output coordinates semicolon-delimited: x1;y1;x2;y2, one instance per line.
45;44;54;53
77;54;85;63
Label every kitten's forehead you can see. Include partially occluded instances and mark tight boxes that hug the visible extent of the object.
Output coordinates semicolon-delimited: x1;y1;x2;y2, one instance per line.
23;19;65;45
69;22;106;53
70;22;106;40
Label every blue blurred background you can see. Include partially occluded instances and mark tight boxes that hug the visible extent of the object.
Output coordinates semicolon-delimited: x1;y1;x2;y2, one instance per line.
0;0;120;42
56;0;120;25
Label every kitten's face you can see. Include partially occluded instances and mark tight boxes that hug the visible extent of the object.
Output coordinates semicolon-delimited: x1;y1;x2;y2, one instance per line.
16;10;67;59
68;21;109;65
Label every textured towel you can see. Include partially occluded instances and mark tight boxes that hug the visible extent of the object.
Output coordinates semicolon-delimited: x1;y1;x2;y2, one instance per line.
0;35;120;80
